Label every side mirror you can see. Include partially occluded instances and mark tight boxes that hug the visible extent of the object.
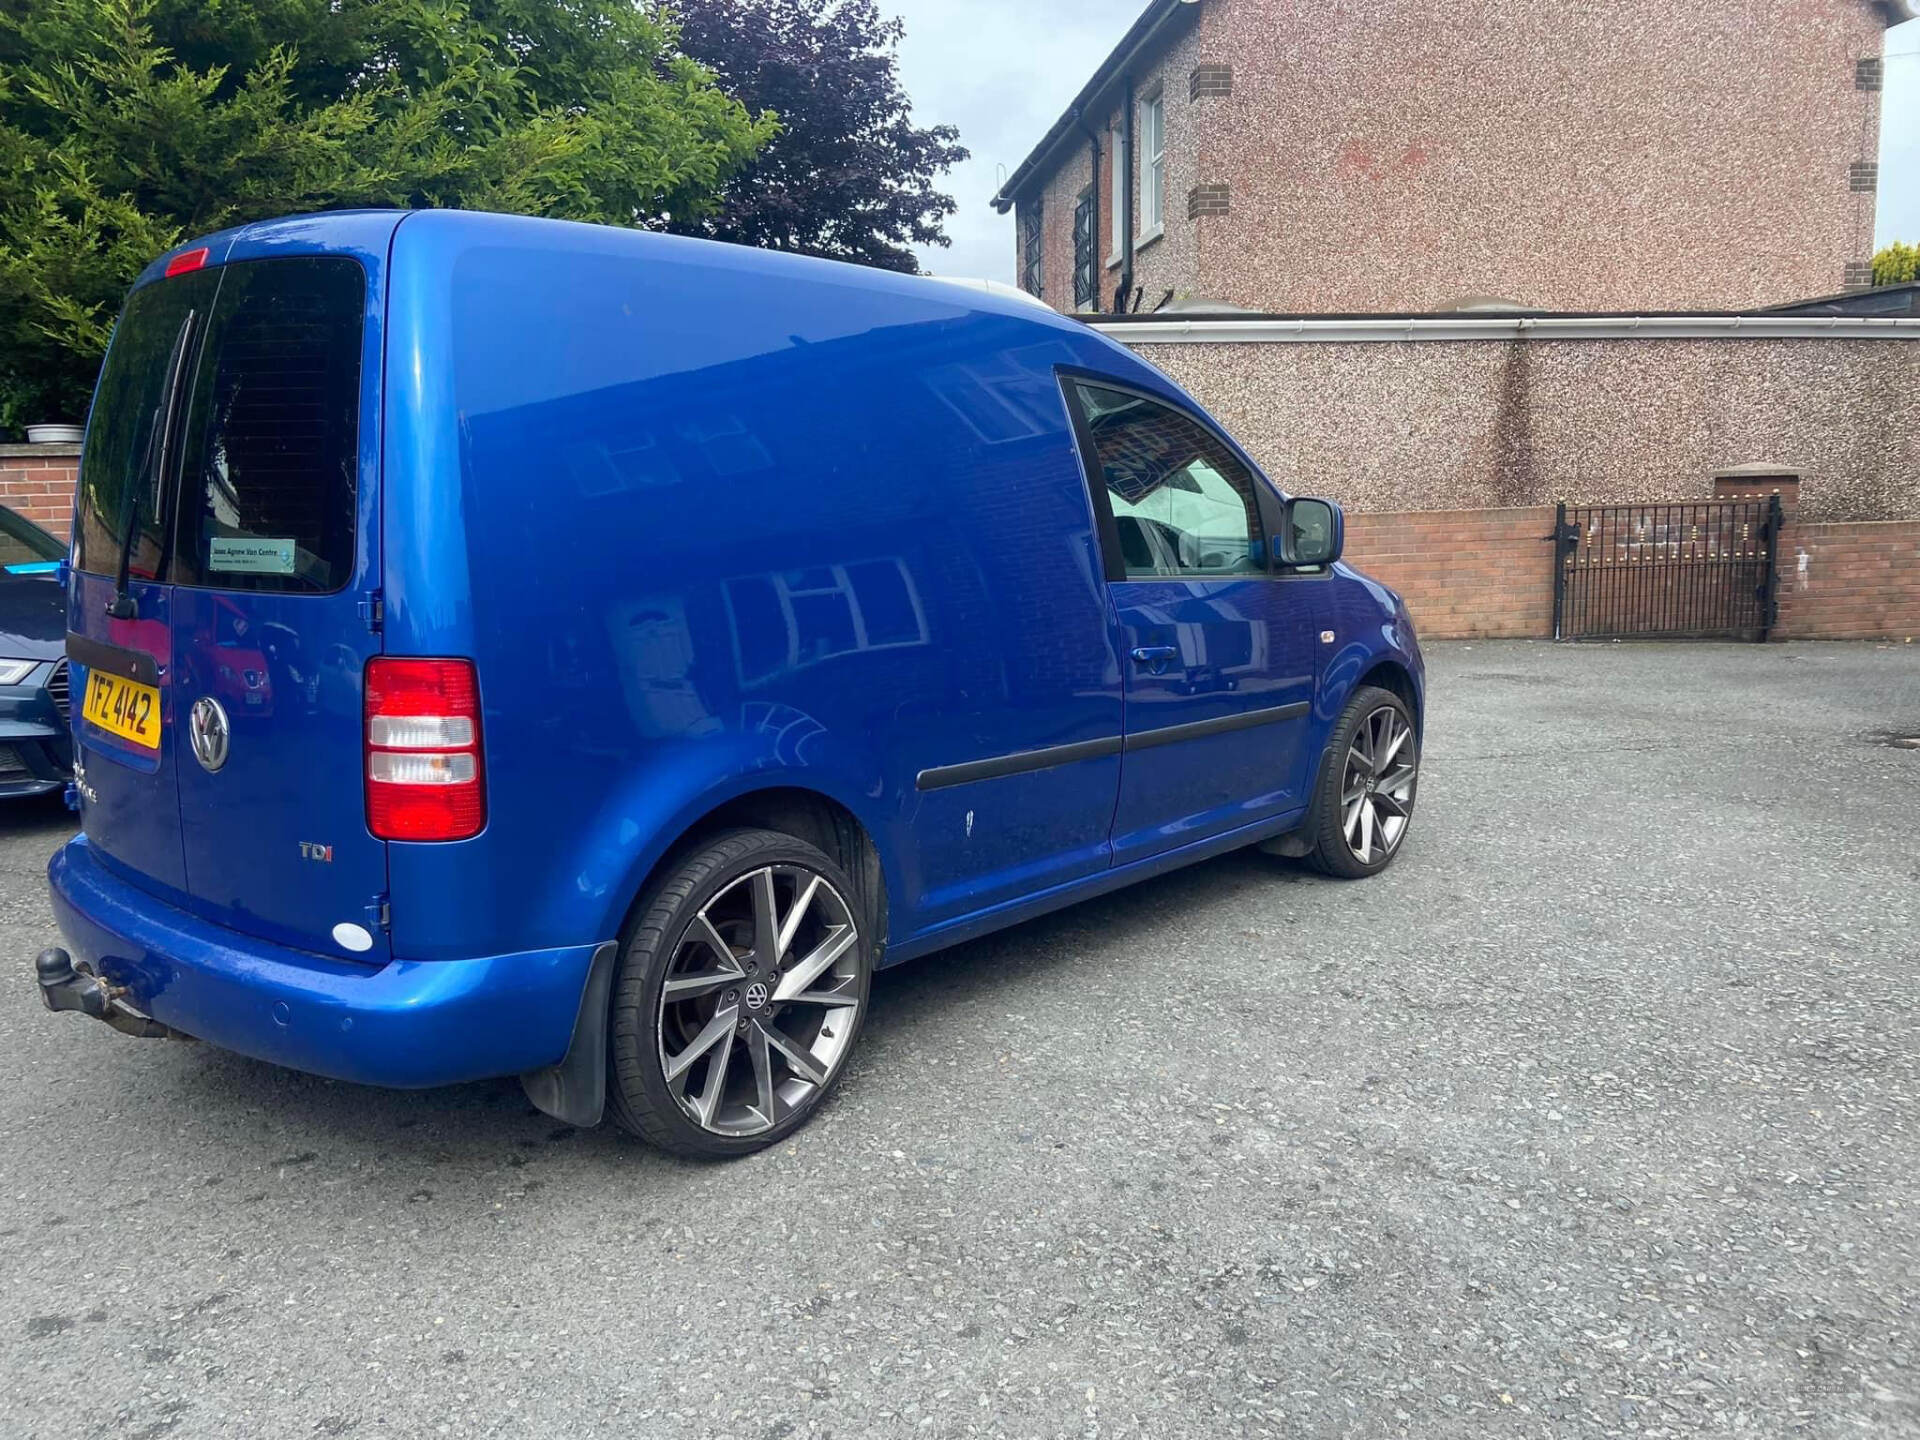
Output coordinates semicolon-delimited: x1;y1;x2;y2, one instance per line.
1277;497;1343;568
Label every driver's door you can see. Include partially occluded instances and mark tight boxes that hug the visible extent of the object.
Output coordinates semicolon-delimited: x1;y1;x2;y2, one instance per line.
1062;378;1321;867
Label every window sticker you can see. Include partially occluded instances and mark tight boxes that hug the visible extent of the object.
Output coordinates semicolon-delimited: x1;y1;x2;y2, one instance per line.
209;536;297;575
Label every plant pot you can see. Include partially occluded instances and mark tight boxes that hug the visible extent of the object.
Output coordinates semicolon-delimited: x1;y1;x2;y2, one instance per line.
25;423;84;444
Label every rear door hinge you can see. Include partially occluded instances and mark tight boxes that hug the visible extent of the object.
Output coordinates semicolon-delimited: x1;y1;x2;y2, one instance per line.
366;894;391;932
358;590;384;633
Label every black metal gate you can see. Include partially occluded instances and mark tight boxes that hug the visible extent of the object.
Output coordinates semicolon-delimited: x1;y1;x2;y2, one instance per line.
1551;497;1783;641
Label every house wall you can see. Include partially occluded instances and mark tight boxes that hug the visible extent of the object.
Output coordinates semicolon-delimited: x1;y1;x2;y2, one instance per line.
1192;0;1886;311
1109;21;1207;312
1015;0;1888;314
1136;334;1920;522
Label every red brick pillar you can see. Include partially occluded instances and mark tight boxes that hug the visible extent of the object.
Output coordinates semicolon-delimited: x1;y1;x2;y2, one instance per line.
1711;464;1799;639
0;442;81;540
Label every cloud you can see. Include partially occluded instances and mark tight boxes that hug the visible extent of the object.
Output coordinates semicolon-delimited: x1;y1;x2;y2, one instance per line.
887;0;1144;282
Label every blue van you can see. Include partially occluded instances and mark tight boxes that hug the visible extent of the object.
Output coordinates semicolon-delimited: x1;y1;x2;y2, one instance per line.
36;210;1423;1157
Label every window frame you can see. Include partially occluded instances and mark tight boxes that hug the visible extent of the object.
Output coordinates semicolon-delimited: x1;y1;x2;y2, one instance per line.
74;255;370;597
1139;91;1166;240
1055;368;1287;586
1020;201;1044;299
165;255;367;596
1072;186;1097;310
1108;123;1125;267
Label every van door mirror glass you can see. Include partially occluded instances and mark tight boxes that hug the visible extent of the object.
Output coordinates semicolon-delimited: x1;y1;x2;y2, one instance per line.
1279;497;1343;568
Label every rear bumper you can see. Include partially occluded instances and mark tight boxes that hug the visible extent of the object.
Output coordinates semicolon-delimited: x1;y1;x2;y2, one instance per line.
47;835;601;1089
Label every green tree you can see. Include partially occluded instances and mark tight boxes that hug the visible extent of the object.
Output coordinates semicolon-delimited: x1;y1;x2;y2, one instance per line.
1872;241;1919;287
0;0;775;432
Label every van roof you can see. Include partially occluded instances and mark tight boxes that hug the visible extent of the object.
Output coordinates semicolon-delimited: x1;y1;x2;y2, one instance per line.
141;209;1089;337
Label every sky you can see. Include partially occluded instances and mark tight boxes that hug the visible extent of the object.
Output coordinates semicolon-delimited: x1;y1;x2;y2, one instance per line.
887;4;1920;283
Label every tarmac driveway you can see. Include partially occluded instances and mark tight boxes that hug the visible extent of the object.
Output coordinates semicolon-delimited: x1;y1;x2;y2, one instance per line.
1;639;1916;1439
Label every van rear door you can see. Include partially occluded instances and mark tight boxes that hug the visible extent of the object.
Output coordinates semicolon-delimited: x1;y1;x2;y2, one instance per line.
69;228;392;961
68;265;223;901
166;253;389;959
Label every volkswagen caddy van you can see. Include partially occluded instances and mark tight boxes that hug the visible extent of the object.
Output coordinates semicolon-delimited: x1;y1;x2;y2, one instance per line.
37;210;1424;1157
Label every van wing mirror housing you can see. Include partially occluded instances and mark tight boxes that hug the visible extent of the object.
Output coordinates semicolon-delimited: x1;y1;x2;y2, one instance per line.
1276;497;1344;568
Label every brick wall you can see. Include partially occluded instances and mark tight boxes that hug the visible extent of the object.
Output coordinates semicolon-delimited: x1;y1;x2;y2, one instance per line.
1777;521;1920;641
0;443;79;539
1341;501;1920;643
1342;506;1557;639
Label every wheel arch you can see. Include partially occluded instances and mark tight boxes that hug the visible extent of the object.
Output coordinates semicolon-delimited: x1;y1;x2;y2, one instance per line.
1356;657;1423;739
610;782;891;962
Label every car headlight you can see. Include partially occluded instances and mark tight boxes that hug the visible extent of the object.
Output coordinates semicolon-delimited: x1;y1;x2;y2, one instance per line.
0;659;39;686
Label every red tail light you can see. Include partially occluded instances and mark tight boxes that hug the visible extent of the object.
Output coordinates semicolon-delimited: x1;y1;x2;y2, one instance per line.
364;658;485;841
165;247;209;277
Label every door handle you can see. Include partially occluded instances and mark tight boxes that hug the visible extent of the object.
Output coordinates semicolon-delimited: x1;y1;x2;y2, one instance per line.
1130;645;1178;675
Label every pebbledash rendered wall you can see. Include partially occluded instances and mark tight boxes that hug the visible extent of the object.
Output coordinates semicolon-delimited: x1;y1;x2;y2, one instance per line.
1113;326;1920;522
1010;0;1895;314
1101;314;1920;640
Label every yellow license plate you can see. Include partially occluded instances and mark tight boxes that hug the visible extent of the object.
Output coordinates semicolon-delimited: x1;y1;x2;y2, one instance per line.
81;670;162;750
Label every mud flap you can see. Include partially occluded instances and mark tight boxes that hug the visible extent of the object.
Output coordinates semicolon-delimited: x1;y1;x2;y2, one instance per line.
519;940;617;1128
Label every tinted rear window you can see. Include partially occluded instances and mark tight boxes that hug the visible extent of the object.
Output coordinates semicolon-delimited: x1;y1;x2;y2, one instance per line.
72;269;219;579
73;257;365;592
169;258;365;592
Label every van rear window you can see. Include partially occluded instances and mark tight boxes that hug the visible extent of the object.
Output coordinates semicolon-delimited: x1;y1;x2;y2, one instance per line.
169;258;365;592
72;269;219;580
72;256;365;593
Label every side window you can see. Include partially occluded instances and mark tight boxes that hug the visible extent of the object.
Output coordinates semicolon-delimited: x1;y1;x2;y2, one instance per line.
1065;381;1265;580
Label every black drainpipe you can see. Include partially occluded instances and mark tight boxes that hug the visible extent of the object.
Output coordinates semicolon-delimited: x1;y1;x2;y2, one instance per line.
1115;72;1136;313
1072;104;1100;312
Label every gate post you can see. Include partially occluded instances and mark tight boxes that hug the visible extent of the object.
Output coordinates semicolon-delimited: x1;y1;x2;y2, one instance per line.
1549;501;1571;640
1757;492;1784;642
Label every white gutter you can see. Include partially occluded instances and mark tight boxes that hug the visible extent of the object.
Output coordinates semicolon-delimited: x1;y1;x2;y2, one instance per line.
1088;314;1920;344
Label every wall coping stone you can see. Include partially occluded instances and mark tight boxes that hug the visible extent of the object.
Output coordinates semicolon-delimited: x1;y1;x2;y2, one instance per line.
0;442;81;459
1090;315;1920;344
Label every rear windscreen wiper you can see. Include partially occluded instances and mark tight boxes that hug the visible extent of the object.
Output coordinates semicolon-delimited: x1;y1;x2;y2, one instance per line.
108;308;197;619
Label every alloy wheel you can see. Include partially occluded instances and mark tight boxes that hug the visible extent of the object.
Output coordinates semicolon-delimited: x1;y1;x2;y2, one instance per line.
655;865;862;1137
1340;705;1417;865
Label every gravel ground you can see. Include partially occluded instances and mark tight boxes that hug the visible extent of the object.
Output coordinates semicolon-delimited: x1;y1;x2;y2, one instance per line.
2;639;1917;1440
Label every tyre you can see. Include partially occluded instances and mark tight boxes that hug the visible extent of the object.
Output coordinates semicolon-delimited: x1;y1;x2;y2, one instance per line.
606;828;872;1158
1303;685;1420;879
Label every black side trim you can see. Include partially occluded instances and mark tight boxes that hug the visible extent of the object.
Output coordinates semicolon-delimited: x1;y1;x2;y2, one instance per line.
914;700;1312;792
916;735;1123;792
519;940;617;1129
1124;701;1310;752
65;633;160;686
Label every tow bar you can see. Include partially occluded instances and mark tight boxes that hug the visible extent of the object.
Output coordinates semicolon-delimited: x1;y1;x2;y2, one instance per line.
35;948;187;1041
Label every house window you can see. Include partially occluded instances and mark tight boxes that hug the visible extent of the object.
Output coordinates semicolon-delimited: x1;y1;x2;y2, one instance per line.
1020;203;1043;297
1109;124;1124;264
1072;188;1097;309
1139;93;1165;237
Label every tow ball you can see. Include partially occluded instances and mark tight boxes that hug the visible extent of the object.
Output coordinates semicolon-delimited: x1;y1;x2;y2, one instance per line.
35;948;185;1041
